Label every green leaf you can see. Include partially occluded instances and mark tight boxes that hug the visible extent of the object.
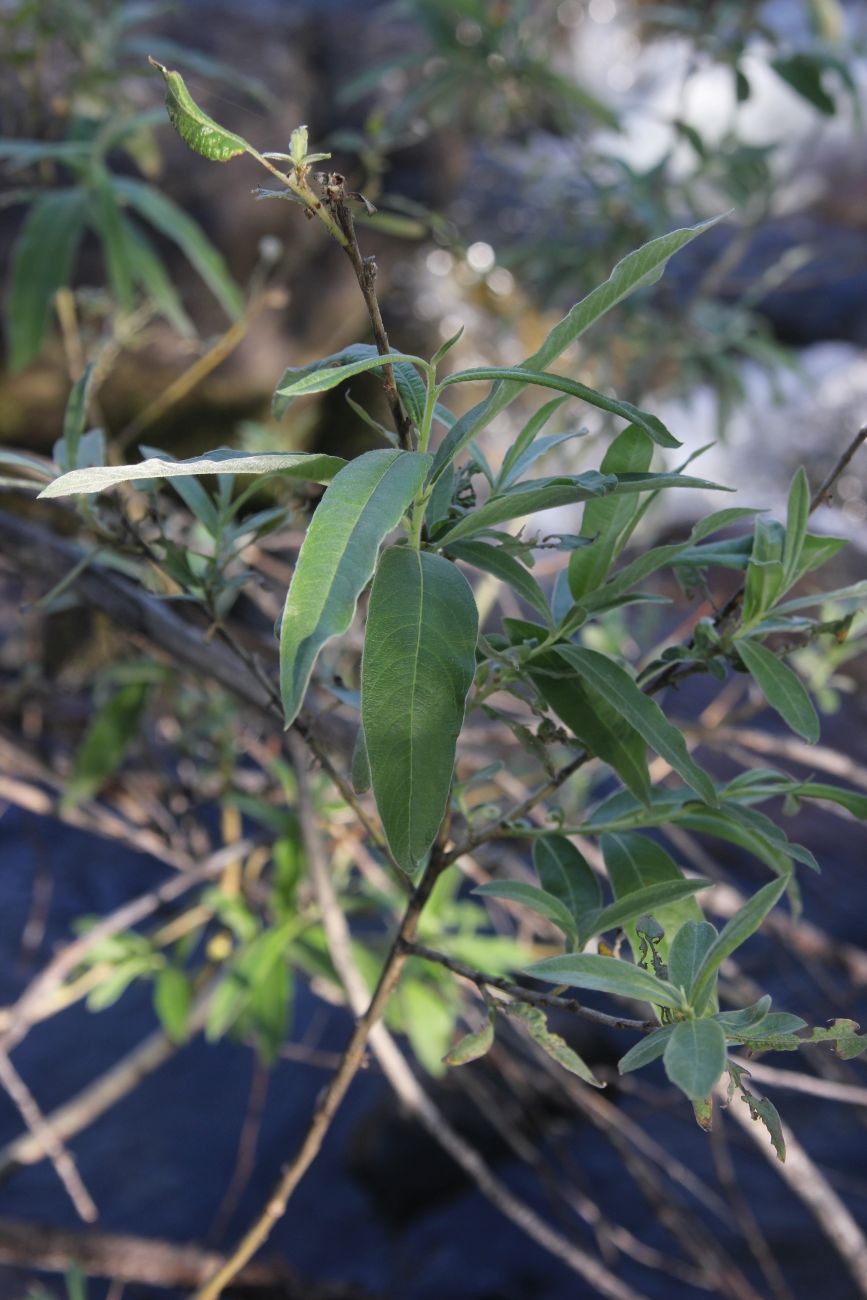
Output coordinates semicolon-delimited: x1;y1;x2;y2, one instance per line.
153;966;192;1043
89;175;136;313
149;57;253;160
742;519;786;626
736;638;819;744
731;1012;807;1042
772;53;837;114
533;835;602;932
281;450;431;726
663;1018;727;1101
444;1011;495;1066
782;467;810;587
568;426;653;601
496;396;570;489
111;176;243;318
6;189;88;371
508;1003;604;1087
806;1019;867;1060
713;997;772;1033
276;352;428;402
441;367;679;449
351;725;371;794
274;344;428;424
525;952;683;1009
63;683;150;808
206;924;292;1042
436;471;614;545
474;881;577;941
362;547;478;872
601;833;706;977
120;215;195;337
690;876;788;1013
528;653;651;804
668;921;718;994
444;540;550;620
618;1023;676;1074
584;880;709;946
429;217;720;479
40;449;345;498
555;647;717;805
60;364;96;473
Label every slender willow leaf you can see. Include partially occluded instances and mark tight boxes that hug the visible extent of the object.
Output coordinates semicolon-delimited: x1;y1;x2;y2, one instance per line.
526;953;683;1009
276;352;428;401
528;650;651;804
556;647;717;805
149;58;253;160
668;921;718;994
618;1024;675;1074
40;450;345;498
274;343;427;424
111;176;243;318
154;967;192;1043
508;1003;603;1086
445;540;549;620
362;546;477;871
474;881;577;941
663;1019;727;1101
436;471;613;545
742;519;786;626
6;189;88;371
583;879;709;946
444;1012;495;1066
429;217;719;478
782;466;810;586
690;876;788;1012
497;396;569;489
120;215;195;337
568;426;653;601
736;638;819;744
60;365;96;473
92;175;136;313
63;683;149;808
533;835;601;932
713;997;772;1033
281;451;430;726
441;367;679;449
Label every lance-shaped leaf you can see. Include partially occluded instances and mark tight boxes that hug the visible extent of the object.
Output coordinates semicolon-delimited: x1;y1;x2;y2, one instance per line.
111;177;243;319
444;1011;496;1066
525;953;683;1009
533;835;601;932
6;189;88;372
668;921;718;994
474;881;577;942
736;637;819;744
281;451;430;726
276;351;428;401
362;546;477;871
149;58;253;161
437;472;614;545
663;1018;727;1101
618;1024;676;1074
557;647;717;805
441;367;679;449
528;652;651;804
507;1003;603;1087
39;450;346;498
429;216;720;478
568;425;653;601
274;343;428;424
444;540;550;621
581;879;709;947
690;876;788;1013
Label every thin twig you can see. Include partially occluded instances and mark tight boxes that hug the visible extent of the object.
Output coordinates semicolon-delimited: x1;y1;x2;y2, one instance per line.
0;1050;97;1222
404;941;653;1032
320;175;414;450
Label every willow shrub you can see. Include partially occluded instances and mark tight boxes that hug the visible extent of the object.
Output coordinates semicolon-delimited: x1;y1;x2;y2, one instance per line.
39;62;867;1151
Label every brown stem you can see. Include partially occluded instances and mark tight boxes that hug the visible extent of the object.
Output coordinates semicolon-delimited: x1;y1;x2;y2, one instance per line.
404;941;653;1032
320;174;414;450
